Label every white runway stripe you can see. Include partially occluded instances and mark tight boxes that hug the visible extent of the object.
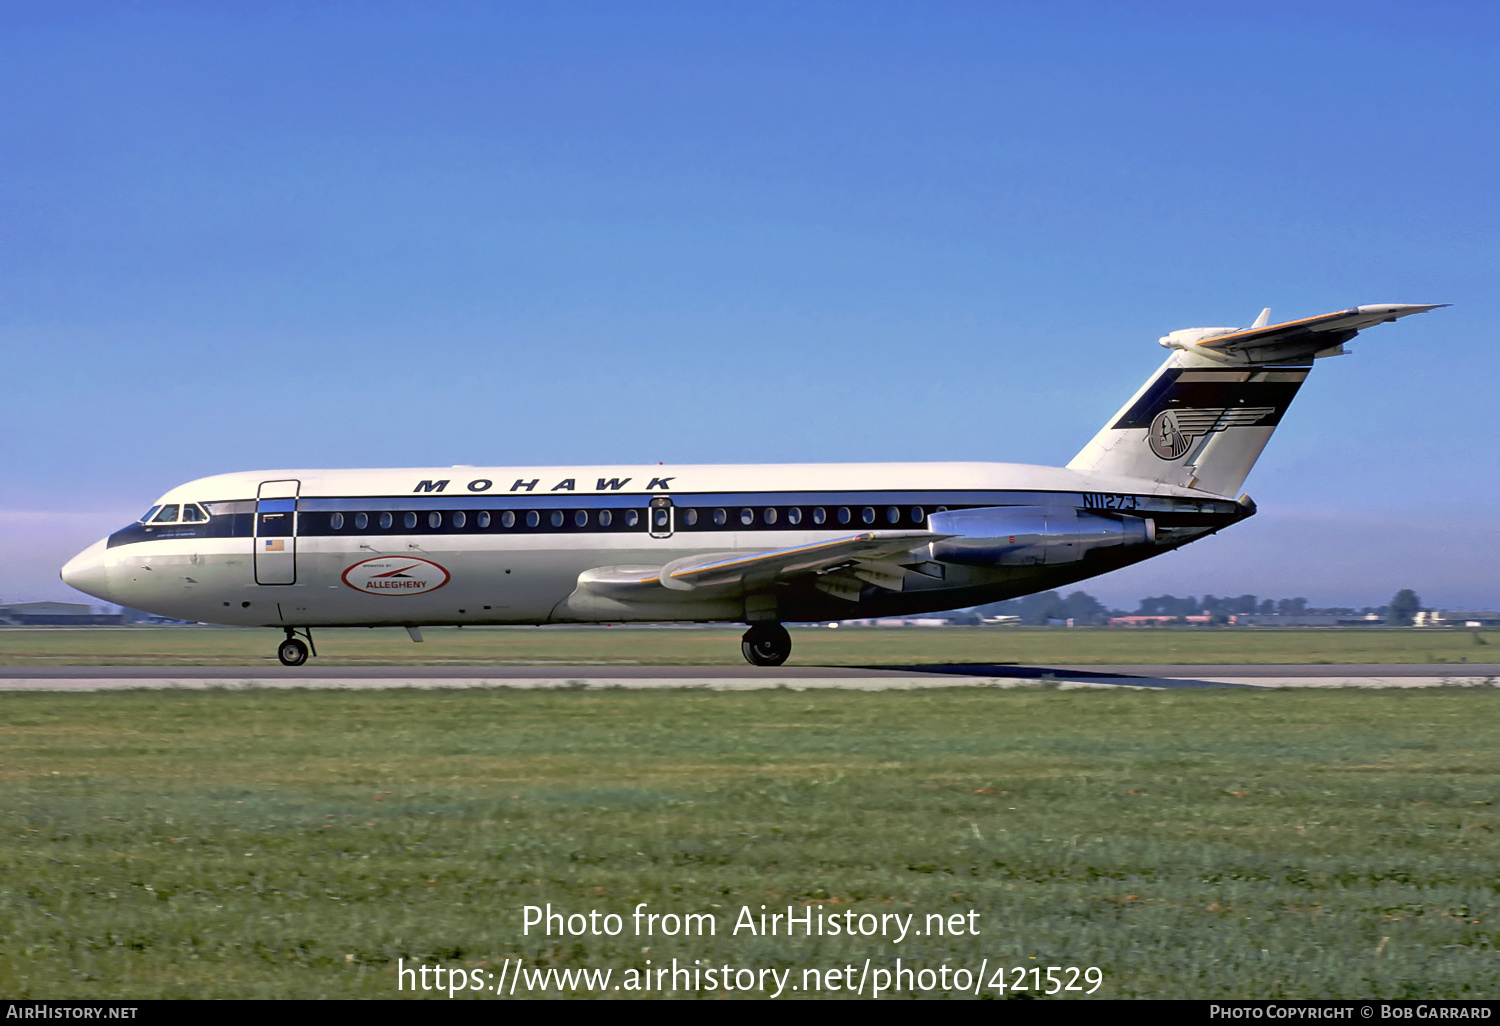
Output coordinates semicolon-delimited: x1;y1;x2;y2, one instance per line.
1;674;1494;691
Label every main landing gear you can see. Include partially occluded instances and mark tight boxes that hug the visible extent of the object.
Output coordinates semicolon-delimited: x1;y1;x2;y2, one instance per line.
277;627;317;666
741;623;791;667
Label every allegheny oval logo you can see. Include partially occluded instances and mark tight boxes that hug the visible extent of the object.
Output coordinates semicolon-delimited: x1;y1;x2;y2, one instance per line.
342;556;451;596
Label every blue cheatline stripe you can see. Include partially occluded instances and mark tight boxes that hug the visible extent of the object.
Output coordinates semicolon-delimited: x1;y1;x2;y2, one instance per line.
106;489;1245;547
294;489;1076;512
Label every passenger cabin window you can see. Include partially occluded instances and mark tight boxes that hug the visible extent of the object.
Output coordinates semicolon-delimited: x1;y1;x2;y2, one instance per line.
289;500;962;537
152;505;181;523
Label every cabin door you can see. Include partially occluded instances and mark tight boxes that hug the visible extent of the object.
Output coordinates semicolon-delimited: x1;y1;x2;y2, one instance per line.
255;479;300;585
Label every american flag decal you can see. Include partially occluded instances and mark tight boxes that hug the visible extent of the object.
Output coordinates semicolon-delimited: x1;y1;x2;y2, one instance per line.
263;539;285;551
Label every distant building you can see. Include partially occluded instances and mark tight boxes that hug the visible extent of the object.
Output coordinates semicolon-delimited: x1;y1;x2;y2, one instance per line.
1109;615;1212;626
0;602;126;626
1416;610;1500;627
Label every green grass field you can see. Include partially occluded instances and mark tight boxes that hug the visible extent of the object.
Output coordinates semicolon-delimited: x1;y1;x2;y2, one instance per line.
2;687;1496;999
2;624;1495;666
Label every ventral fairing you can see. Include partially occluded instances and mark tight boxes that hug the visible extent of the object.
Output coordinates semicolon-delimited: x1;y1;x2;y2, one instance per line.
63;304;1442;667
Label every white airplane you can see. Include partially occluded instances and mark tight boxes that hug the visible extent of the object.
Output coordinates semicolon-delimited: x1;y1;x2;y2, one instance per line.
62;304;1441;667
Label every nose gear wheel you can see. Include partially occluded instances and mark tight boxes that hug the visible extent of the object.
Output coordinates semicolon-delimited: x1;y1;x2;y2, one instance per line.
276;627;316;666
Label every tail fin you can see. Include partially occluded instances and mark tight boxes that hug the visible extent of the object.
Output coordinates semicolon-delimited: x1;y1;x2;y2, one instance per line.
1066;304;1443;497
1066;349;1311;495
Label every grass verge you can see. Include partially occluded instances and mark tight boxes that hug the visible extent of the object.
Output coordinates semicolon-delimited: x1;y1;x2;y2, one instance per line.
1;687;1496;998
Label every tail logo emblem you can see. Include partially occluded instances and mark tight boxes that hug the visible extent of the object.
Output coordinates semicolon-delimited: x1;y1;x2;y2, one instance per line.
1147;407;1277;461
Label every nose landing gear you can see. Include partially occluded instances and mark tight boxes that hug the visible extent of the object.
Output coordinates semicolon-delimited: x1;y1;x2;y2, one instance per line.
741;622;791;667
277;627;316;666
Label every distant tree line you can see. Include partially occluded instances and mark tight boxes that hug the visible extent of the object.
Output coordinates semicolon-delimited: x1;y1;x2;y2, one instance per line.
964;589;1425;626
969;591;1111;626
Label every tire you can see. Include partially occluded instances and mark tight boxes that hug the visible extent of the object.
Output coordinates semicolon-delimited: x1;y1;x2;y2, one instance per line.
277;638;309;666
741;623;791;667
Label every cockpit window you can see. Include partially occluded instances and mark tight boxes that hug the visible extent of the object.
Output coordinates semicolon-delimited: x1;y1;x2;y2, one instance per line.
152;505;181;523
139;505;162;523
180;504;208;523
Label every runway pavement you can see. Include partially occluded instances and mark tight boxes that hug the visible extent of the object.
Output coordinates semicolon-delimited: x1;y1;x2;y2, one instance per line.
2;664;1496;691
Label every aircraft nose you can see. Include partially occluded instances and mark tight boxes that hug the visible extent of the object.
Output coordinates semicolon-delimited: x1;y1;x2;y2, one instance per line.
61;539;113;602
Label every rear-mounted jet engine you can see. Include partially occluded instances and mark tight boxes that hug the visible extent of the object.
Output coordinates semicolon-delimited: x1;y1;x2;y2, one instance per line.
927;506;1155;566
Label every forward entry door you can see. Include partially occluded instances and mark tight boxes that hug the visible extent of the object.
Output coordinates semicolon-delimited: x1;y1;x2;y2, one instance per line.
255;480;300;585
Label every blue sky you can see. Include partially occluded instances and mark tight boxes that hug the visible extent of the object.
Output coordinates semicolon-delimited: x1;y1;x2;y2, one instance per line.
4;1;1497;609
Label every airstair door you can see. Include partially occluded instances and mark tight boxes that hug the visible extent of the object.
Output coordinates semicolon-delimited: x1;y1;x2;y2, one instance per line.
255;480;300;585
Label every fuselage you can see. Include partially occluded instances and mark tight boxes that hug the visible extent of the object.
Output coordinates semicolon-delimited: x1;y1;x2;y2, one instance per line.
62;460;1244;628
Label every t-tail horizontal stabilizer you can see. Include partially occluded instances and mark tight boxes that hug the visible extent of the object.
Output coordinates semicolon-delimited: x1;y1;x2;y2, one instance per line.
1159;303;1445;366
1068;303;1444;497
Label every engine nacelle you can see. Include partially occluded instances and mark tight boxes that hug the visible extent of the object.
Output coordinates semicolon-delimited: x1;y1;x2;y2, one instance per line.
928;505;1155;566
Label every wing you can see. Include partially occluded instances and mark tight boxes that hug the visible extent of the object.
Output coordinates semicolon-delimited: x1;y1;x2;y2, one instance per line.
658;530;940;591
1175;304;1444;364
571;529;944;601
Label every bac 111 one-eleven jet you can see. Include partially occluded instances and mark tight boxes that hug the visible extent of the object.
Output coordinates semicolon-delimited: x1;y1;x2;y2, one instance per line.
63;304;1441;667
